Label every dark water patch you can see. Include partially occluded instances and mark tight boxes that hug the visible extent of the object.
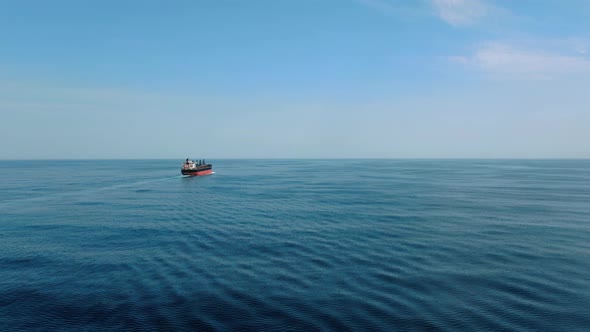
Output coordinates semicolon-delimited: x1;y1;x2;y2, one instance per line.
74;201;102;206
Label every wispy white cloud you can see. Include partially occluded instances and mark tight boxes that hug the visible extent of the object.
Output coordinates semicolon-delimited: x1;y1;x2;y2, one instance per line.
430;0;488;26
450;41;590;78
356;0;498;26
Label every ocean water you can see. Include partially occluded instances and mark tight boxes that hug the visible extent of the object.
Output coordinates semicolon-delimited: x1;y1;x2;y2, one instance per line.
1;159;589;331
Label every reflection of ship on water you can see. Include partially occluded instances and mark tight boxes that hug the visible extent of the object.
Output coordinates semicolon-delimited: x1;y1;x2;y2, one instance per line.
181;158;213;176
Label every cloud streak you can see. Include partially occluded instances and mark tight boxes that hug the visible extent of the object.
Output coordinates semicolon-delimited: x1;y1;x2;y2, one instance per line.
356;0;495;26
451;41;590;78
431;0;488;26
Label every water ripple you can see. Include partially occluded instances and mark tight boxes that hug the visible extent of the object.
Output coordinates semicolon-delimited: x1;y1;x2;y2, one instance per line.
1;160;590;331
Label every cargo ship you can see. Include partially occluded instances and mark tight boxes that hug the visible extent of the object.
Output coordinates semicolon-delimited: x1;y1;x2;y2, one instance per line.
181;158;213;176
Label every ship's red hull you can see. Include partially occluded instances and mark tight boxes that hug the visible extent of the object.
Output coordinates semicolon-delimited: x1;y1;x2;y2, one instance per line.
182;169;213;176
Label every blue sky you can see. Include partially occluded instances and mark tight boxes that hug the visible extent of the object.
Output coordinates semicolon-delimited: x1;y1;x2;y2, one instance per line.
1;0;589;159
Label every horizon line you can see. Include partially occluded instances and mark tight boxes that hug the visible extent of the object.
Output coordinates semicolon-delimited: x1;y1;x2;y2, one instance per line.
1;157;589;161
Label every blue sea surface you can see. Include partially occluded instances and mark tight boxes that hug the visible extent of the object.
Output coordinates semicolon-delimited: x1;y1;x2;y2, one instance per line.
1;159;589;331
